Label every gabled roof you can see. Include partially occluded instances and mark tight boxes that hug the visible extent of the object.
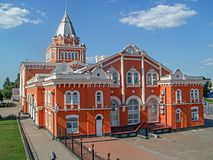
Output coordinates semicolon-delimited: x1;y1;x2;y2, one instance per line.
56;11;76;37
52;62;74;74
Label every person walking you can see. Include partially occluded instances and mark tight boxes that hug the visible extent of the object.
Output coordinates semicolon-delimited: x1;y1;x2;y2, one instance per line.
50;150;57;160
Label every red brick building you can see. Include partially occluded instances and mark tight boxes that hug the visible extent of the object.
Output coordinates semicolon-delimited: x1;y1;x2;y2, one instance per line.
19;11;206;137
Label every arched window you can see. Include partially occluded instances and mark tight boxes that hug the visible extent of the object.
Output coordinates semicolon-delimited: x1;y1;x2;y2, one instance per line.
146;71;158;86
146;73;152;85
75;52;78;59
127;72;132;84
65;91;71;105
68;52;71;59
190;89;194;102
111;100;118;111
191;107;198;121
72;91;79;104
153;73;158;85
72;52;75;59
127;99;139;124
147;97;159;123
194;89;199;102
176;109;181;122
96;91;103;108
126;69;140;85
134;72;139;85
176;89;182;104
64;52;67;60
60;52;64;60
112;71;119;85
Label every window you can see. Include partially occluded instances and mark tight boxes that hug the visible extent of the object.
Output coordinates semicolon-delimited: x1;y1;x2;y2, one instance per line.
112;71;119;85
65;91;71;104
127;72;132;84
146;71;158;86
75;52;78;59
64;91;80;108
147;73;152;85
134;72;139;85
176;109;181;122
191;107;198;121
96;91;103;108
66;116;79;133
127;99;139;125
72;52;75;59
126;70;140;85
176;89;182;104
190;89;199;102
153;73;158;85
64;52;67;60
73;92;79;104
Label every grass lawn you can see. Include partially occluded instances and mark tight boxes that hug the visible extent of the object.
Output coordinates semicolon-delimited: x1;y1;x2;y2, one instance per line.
0;120;27;160
204;98;213;104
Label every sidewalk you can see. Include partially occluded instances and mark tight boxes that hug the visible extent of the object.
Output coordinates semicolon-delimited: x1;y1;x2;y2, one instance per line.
20;115;77;160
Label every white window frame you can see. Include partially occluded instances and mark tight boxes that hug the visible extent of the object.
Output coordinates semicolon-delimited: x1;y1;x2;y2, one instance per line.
64;91;72;106
72;90;80;109
176;109;181;122
176;89;182;104
146;71;159;86
190;89;199;103
66;115;79;133
95;91;104;108
126;70;140;86
127;98;140;125
191;107;199;121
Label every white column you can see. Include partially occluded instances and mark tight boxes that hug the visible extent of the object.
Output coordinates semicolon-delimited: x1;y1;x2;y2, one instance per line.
159;64;162;77
141;57;145;104
121;55;125;105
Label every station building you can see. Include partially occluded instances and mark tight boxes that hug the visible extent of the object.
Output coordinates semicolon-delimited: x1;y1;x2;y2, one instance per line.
19;11;206;137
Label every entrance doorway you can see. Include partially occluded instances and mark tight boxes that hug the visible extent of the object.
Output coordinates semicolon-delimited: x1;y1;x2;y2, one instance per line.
96;115;103;136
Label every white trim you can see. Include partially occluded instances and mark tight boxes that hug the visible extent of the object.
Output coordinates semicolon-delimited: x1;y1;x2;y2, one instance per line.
176;108;181;122
146;95;159;103
191;106;199;121
95;90;104;108
66;114;79;119
176;89;182;104
110;96;121;105
95;114;104;119
121;55;125;105
126;95;142;106
141;57;145;104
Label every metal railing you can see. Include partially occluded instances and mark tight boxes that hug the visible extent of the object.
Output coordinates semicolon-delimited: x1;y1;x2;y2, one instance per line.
58;127;114;160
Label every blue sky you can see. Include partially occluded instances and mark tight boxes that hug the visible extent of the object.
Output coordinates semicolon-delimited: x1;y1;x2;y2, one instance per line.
0;0;212;87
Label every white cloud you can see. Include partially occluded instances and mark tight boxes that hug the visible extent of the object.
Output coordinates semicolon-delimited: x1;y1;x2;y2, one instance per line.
0;3;41;29
36;9;45;16
203;58;213;66
119;4;197;30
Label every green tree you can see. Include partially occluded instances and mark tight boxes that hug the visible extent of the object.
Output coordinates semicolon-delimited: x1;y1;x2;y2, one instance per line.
2;77;12;99
203;78;212;97
0;90;3;102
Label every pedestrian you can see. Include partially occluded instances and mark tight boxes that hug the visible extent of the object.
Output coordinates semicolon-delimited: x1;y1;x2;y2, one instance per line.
50;150;57;160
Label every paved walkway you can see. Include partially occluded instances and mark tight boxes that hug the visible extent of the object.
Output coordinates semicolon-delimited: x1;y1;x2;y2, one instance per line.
0;101;19;117
20;115;77;160
81;137;160;160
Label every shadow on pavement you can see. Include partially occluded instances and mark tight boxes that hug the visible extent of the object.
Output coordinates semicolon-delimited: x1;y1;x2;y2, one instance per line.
204;118;213;128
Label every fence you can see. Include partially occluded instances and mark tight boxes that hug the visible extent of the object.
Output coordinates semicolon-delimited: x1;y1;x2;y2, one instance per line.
57;127;113;160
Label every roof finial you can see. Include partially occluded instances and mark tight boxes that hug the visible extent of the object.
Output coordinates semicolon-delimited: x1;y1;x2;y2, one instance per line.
65;0;67;13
